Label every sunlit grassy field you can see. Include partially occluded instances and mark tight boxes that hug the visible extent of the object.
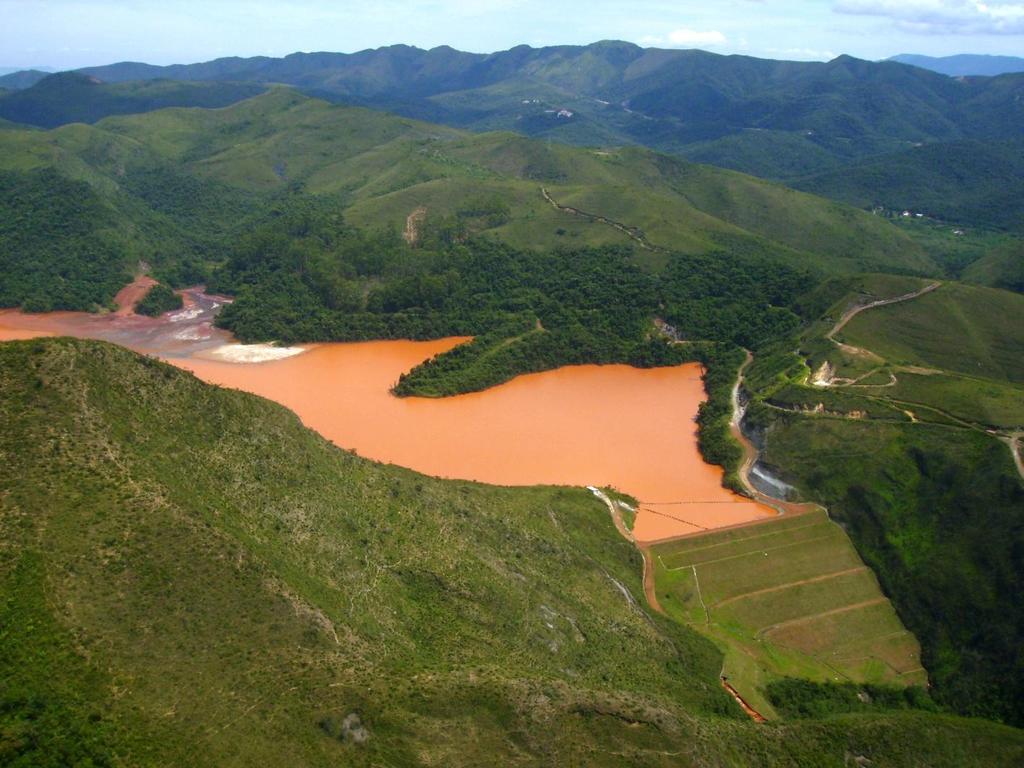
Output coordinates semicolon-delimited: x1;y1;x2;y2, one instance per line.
651;511;923;719
839;282;1024;383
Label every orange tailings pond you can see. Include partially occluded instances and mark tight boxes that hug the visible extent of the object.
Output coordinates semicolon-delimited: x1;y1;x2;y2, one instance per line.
0;288;774;542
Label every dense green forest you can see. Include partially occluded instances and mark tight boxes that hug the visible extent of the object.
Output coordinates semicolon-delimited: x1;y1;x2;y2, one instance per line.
766;679;938;720
212;200;808;354
134;283;183;316
0;169;130;311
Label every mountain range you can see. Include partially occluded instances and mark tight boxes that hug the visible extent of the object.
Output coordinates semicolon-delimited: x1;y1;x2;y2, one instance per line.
0;86;933;316
1;42;1023;232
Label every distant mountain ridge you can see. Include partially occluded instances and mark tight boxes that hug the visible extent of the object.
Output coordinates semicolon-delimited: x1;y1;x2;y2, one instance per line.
0;66;53;77
0;68;52;89
0;71;265;128
889;54;1024;77
1;42;1022;229
2;43;1021;152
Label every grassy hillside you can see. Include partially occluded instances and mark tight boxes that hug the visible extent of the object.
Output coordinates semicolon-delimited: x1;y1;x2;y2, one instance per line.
651;511;925;720
792;139;1024;233
3;336;1023;765
962;239;1024;292
0;87;935;318
839;282;1024;383
94;89;929;276
742;275;1024;725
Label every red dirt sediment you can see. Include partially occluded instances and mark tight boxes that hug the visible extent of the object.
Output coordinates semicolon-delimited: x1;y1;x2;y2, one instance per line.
113;275;159;316
721;677;767;723
641;548;664;615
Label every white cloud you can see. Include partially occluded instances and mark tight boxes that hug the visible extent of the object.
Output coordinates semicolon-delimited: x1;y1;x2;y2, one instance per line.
666;27;727;46
834;0;1024;34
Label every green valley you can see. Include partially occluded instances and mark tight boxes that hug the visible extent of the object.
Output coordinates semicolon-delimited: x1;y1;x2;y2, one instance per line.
1;39;1022;766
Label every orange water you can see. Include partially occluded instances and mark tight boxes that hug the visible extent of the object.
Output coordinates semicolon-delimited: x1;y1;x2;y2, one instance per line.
0;308;773;542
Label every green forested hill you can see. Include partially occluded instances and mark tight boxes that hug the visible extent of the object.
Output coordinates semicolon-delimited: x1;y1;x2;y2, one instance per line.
743;276;1024;725
4;43;1016;161
0;71;265;129
0;168;131;311
0;87;936;318
793;139;1024;233
1;42;1021;232
2;336;1022;766
962;240;1024;292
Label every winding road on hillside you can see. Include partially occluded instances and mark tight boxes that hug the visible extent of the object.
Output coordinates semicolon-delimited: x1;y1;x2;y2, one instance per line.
812;281;941;385
588;487;665;614
1007;433;1024;480
826;281;941;348
541;187;662;251
807;280;1024;479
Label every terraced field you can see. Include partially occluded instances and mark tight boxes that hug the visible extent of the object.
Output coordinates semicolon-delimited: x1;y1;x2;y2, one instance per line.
747;275;1024;723
650;510;924;719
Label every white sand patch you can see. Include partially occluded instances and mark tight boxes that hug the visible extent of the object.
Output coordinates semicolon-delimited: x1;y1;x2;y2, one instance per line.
202;343;307;363
173;327;211;341
168;307;205;322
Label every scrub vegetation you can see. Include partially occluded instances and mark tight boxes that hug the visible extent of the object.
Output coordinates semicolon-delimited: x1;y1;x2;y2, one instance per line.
2;337;1022;766
134;283;183;317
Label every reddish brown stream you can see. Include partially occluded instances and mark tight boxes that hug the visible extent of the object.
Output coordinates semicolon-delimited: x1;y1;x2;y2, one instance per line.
0;285;773;542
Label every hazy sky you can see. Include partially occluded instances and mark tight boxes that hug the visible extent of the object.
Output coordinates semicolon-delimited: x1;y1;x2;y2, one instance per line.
2;0;1023;70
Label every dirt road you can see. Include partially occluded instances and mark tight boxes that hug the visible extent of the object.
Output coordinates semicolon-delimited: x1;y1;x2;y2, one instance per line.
113;275;158;315
731;351;821;517
826;281;941;346
541;187;660;251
